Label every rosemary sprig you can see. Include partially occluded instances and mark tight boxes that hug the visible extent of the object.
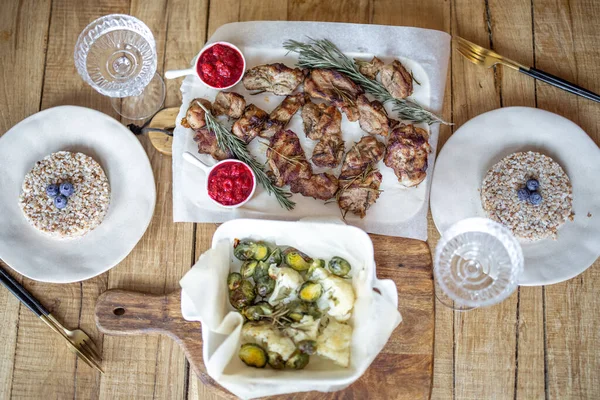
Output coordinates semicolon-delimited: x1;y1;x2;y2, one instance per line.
283;38;448;125
196;101;295;210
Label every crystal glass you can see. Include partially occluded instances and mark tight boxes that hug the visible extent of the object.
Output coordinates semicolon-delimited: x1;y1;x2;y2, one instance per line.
434;218;524;310
74;14;165;120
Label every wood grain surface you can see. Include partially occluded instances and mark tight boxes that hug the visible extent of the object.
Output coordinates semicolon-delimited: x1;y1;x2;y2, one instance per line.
0;0;599;399
94;234;434;400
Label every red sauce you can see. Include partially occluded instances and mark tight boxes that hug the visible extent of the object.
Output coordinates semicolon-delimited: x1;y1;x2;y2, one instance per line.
197;44;244;88
208;161;254;206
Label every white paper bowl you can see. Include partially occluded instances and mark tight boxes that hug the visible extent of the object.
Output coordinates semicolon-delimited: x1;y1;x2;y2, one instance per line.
180;218;402;399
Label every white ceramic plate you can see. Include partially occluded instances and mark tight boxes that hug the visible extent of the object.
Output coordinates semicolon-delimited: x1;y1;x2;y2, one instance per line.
0;106;156;283
430;107;600;286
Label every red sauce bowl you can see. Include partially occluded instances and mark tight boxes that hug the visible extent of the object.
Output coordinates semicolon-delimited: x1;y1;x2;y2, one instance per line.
195;42;246;90
205;160;256;208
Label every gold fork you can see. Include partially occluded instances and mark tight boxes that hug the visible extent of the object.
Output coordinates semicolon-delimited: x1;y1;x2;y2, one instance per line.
454;36;600;103
0;265;103;373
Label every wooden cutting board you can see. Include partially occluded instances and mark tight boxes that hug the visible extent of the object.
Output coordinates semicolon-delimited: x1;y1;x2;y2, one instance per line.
95;235;434;399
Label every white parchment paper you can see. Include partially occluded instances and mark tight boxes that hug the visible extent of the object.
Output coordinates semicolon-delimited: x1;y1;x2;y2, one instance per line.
173;22;450;240
179;219;401;399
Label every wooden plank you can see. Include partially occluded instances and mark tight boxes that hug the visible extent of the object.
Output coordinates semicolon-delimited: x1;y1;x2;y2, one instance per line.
369;2;454;399
8;1;127;399
533;0;600;398
485;2;546;399
0;0;51;397
450;1;519;399
288;0;370;23
0;262;21;400
98;0;202;399
192;2;291;397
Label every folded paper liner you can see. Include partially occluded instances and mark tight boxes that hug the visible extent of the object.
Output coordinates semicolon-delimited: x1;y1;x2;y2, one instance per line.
172;21;451;240
179;219;402;399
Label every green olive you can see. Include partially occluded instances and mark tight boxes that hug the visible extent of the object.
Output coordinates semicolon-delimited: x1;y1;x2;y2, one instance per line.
265;248;282;266
256;277;275;297
283;248;312;271
298;281;323;303
310;259;326;269
297;340;317;355
267;351;285;369
234;240;269;261
285;350;310;369
240;260;258;279
227;272;242;291
239;343;267;368
327;256;352;277
229;280;256;309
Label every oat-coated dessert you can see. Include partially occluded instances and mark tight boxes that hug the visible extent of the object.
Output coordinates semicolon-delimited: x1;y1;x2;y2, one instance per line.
480;151;573;241
19;151;110;238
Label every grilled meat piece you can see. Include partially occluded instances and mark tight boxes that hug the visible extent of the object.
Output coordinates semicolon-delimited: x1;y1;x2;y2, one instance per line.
181;98;212;130
290;173;338;201
193;128;231;161
242;63;305;95
304;69;363;122
337;169;383;218
384;124;431;187
301;101;342;140
357;95;397;137
312;134;345;168
339;136;386;180
261;93;306;138
380;60;413;100
266;130;312;187
232;104;268;144
356;56;384;80
212;91;246;119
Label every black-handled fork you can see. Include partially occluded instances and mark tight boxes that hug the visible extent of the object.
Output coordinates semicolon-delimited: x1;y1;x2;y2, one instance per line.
0;265;103;372
454;36;600;103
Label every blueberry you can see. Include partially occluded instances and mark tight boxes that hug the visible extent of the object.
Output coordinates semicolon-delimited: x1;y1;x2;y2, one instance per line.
517;188;530;202
46;184;59;197
529;191;542;206
54;195;68;209
526;179;539;191
59;182;74;197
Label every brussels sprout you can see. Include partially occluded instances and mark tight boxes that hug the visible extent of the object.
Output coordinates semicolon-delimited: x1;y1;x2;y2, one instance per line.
298;281;323;303
242;305;267;321
234;240;269;261
229;280;256;309
310;259;326;269
256;277;275;297
297;340;318;355
227;272;242;291
327;256;352;277
307;305;322;320
287;311;305;322
239;343;267;368
267;351;285;369
283;248;312;271
240;260;258;279
254;301;274;316
265;248;282;266
253;261;270;281
285;350;310;369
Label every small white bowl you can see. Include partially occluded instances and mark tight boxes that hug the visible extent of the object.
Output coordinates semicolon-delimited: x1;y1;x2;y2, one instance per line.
183;152;256;209
165;42;246;90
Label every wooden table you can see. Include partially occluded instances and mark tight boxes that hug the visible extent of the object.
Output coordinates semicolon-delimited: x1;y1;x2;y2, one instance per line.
0;0;598;399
